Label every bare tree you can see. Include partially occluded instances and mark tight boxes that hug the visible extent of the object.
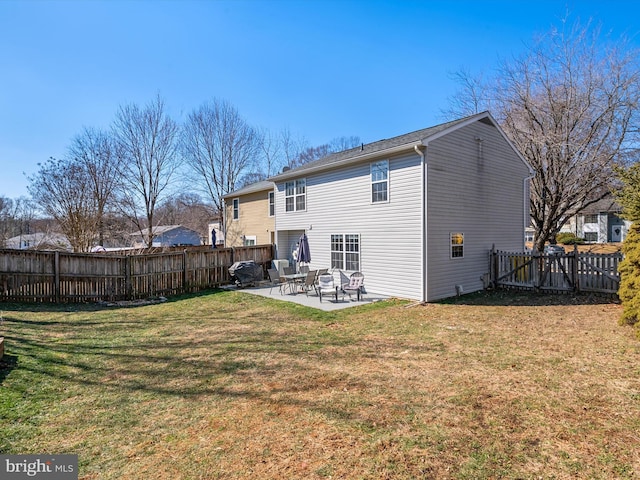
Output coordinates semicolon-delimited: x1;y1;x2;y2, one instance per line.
27;158;98;252
0;196;35;245
259;127;285;178
113;95;181;247
289;136;361;169
445;19;640;251
181;99;260;216
68;127;121;246
155;192;216;240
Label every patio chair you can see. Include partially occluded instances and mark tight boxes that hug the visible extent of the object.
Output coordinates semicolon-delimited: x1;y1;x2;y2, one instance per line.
302;270;317;296
318;273;339;302
341;272;365;301
267;268;284;294
312;268;328;296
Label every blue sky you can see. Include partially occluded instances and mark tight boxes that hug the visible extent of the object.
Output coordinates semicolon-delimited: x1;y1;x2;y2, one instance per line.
2;0;640;199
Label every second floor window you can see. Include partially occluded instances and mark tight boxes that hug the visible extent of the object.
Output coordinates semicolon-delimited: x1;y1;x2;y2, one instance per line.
285;179;306;212
268;191;275;217
371;160;389;203
233;198;239;220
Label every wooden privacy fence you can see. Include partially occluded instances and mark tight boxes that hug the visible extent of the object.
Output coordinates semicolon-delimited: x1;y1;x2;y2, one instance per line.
0;245;274;303
490;247;622;294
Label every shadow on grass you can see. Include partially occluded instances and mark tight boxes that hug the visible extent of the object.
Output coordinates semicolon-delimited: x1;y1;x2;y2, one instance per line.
0;288;227;314
0;354;18;385
438;289;619;307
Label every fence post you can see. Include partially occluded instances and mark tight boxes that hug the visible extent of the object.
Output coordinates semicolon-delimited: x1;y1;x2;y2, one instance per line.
532;248;540;290
54;251;60;304
183;249;188;293
125;255;132;300
490;244;497;288
572;244;579;292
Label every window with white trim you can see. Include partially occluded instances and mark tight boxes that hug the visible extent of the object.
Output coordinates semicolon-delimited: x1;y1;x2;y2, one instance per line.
331;234;360;270
371;160;389;203
584;232;598;242
232;198;239;220
583;214;598;224
268;191;275;217
285;179;306;212
244;235;256;246
450;232;464;258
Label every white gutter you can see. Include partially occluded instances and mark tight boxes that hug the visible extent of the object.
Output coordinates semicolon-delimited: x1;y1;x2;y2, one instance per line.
414;144;428;303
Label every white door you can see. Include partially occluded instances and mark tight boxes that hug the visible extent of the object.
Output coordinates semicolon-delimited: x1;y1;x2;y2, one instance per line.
611;226;622;242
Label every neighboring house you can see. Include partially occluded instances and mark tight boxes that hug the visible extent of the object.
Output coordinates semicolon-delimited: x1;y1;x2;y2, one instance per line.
4;232;72;251
560;195;630;243
222;180;275;247
130;225;202;248
269;111;534;302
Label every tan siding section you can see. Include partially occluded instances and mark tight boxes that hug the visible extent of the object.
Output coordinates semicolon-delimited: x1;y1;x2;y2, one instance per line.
426;121;530;300
225;189;275;247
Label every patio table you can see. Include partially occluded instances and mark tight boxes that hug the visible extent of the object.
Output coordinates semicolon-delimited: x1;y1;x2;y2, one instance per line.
281;273;307;294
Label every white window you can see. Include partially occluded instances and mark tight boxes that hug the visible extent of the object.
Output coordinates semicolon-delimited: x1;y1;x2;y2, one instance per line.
584;232;598;243
285;179;306;212
371;160;389;203
331;234;360;270
232;198;239;220
268;191;275;217
583;214;598;224
244;235;257;246
450;232;464;258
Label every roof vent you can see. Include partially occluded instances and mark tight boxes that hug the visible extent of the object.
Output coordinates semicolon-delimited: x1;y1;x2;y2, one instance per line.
282;166;290;173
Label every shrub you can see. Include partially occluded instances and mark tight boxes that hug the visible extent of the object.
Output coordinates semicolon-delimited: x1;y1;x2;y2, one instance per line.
555;232;585;245
618;224;640;337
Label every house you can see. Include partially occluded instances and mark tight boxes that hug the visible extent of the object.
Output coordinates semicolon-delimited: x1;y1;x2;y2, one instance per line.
269;112;534;302
130;225;202;248
4;232;72;251
222;180;275;247
559;195;630;243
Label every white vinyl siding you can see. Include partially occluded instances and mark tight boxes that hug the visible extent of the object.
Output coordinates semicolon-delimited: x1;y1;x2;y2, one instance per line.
426;120;531;301
276;152;424;300
274;117;531;302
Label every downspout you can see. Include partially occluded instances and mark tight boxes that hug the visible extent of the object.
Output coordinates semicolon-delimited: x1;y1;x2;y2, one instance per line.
524;171;535;250
222;198;227;248
415;144;428;303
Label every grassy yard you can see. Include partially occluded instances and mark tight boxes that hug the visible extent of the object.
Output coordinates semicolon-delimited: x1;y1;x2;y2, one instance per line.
1;290;639;479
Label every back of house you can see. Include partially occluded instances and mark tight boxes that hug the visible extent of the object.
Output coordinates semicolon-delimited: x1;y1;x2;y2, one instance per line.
270;112;532;302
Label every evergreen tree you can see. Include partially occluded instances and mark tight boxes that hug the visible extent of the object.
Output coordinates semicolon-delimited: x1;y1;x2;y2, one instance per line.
615;164;640;336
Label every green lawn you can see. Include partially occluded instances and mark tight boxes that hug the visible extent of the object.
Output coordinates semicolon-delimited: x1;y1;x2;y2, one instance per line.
1;290;639;479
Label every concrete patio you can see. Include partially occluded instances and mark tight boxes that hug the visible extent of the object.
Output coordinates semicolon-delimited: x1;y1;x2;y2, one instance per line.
228;282;389;311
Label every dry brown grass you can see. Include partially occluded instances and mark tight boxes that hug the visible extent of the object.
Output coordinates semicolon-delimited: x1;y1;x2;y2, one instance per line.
1;290;639;479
